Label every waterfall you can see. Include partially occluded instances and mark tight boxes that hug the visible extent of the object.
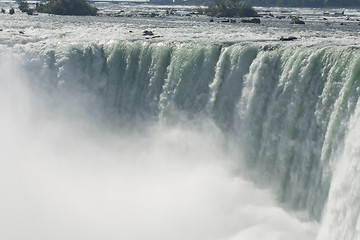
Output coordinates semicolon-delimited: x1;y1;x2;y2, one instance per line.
1;41;360;239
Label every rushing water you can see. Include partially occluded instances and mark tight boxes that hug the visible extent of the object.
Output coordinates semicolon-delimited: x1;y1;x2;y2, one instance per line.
0;3;360;240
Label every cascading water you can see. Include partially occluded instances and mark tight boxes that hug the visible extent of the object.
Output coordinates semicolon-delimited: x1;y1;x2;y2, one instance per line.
1;40;359;239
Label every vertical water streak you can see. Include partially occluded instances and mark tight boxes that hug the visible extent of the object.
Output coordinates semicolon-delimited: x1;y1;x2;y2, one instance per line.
317;56;360;240
208;45;258;130
159;44;221;120
232;46;360;222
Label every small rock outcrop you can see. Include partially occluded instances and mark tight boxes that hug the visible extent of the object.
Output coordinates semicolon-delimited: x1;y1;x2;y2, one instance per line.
241;18;260;24
291;17;305;24
280;36;297;41
143;30;154;36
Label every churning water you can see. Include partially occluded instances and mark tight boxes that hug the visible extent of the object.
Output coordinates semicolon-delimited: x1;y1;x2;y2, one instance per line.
0;3;360;240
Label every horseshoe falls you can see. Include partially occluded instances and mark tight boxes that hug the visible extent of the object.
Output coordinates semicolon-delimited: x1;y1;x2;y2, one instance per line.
1;4;360;240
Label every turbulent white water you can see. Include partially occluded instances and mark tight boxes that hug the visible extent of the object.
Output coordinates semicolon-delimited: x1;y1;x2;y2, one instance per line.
0;3;360;240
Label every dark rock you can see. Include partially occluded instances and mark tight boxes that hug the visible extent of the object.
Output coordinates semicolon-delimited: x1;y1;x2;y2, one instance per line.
291;17;305;24
252;18;261;24
334;11;344;16
241;18;260;24
19;31;24;34
221;19;230;23
150;12;158;17
280;36;297;41
262;45;279;51
293;20;305;24
143;30;154;36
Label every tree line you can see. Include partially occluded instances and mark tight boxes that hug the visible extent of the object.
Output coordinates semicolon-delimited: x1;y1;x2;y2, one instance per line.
150;0;360;7
247;0;360;7
17;0;98;15
198;0;258;17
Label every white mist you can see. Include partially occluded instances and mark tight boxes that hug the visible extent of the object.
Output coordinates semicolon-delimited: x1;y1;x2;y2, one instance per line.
0;52;317;240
